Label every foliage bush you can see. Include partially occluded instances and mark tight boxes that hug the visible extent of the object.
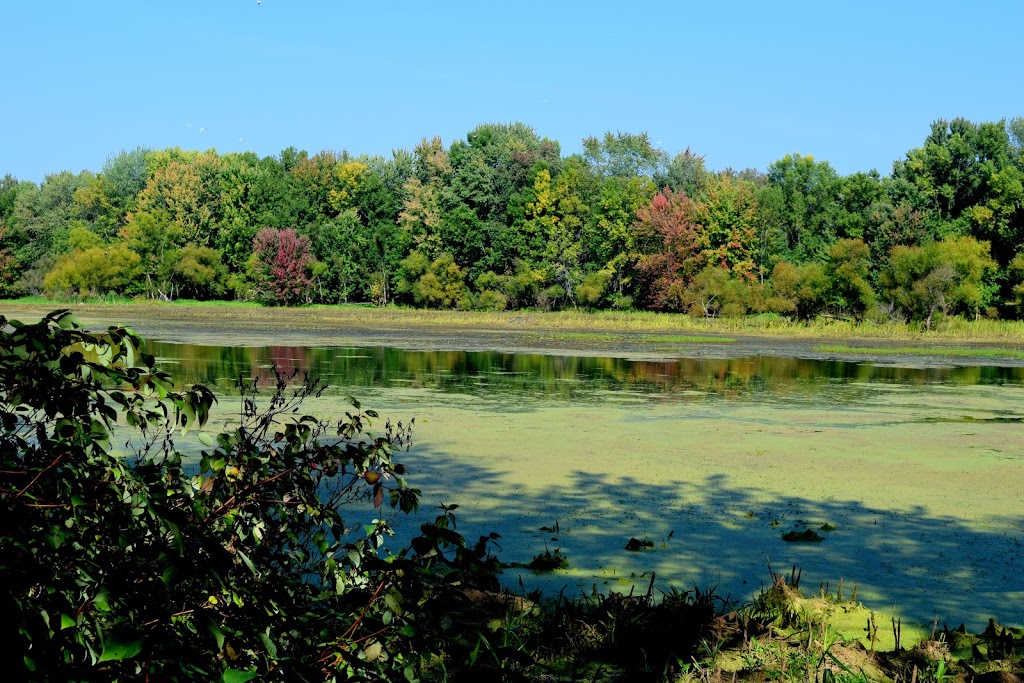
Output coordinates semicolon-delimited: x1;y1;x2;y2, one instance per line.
42;243;143;299
250;227;314;305
1;310;500;682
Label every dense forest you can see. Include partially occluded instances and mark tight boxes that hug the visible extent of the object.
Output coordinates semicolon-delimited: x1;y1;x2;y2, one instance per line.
2;117;1024;326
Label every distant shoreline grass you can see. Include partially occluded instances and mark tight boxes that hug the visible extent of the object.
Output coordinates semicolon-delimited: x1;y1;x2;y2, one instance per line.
814;343;1024;360
546;331;736;344
4;298;1024;345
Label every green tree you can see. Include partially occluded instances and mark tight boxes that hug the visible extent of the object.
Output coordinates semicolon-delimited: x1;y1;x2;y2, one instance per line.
173;244;230;300
880;236;997;327
0;226;17;297
72;147;152;238
8;171;95;279
655;147;708;197
121;209;182;299
894;118;1024;265
766;261;829;319
42;243;143;298
826;238;876;319
135;151;226;247
695;173;760;281
397;251;471;309
1007;251;1024;318
582;131;666;179
307;211;369;303
681;266;748;318
765;153;842;261
0;173;19;225
517;166;589;305
586;172;657;298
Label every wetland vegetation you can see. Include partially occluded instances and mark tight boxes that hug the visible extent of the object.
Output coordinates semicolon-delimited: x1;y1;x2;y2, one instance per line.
3;307;1023;682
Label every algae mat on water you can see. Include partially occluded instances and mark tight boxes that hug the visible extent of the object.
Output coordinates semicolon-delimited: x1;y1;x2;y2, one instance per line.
10;305;1022;632
286;382;1024;632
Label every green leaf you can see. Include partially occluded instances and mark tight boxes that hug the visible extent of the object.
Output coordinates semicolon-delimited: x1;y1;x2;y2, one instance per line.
384;589;404;617
179;401;197;434
222;669;259;683
258;632;278;659
204;616;226;651
55;311;81;330
236;548;258;576
92;587;111;612
97;635;143;662
198;431;216;446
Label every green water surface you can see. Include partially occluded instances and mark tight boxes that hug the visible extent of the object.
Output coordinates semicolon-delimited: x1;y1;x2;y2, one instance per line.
150;341;1024;630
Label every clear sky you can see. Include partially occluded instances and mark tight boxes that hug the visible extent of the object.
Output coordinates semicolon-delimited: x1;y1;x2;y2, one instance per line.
3;1;1022;182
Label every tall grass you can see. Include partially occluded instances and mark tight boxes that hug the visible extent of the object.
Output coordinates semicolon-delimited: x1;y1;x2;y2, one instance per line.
3;298;1024;344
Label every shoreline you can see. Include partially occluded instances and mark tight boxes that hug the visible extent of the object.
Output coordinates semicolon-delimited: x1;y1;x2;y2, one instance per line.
4;301;1024;368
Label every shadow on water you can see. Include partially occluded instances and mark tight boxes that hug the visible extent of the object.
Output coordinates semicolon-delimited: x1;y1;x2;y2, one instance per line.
398;448;1024;631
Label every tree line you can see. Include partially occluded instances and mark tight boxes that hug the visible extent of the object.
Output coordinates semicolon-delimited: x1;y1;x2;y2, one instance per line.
2;117;1024;326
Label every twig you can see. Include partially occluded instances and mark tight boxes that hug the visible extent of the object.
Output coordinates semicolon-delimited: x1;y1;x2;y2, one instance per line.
12;453;64;501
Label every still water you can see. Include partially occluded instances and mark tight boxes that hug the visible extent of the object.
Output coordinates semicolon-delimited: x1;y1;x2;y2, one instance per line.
151;341;1024;629
148;340;1024;406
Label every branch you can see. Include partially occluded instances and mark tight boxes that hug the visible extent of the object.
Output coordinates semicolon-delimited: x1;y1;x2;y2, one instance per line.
12;453;64;501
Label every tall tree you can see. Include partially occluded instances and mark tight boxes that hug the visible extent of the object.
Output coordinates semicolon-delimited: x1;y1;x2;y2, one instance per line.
694;173;760;281
633;188;705;310
582;131;666;179
894;118;1024;265
135;151;225;247
765;153;842;261
655;147;708;197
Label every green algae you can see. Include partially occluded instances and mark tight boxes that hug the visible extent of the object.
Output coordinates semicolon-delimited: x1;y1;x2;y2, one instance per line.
139;336;1024;633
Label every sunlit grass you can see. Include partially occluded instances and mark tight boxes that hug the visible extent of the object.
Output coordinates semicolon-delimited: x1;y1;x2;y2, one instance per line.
546;331;734;344
815;344;1024;360
3;298;1024;344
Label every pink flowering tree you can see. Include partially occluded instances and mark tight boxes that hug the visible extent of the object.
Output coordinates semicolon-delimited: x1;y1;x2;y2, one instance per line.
251;227;314;305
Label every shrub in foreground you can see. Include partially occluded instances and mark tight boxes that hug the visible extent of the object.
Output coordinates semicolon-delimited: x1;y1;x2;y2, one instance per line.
0;310;498;682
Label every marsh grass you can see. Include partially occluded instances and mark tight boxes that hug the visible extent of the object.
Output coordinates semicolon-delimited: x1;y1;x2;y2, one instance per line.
549;331;735;344
4;299;1024;343
815;344;1024;360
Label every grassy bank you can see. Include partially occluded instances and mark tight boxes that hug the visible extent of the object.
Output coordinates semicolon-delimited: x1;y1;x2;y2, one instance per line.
816;343;1024;361
4;298;1024;345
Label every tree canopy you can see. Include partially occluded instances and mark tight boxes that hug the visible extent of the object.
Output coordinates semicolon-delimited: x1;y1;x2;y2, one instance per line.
4;117;1024;324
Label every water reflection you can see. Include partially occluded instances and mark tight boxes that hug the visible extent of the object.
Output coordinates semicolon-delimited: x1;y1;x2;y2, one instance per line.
148;341;1024;406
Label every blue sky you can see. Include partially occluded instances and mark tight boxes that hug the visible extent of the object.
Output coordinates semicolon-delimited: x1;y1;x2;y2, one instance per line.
4;1;1022;182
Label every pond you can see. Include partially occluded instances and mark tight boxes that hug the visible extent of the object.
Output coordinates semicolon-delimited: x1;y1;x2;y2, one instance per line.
150;340;1024;630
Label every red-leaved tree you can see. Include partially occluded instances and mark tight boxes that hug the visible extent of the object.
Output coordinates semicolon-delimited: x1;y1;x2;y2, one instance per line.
251;227;313;305
633;188;707;310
